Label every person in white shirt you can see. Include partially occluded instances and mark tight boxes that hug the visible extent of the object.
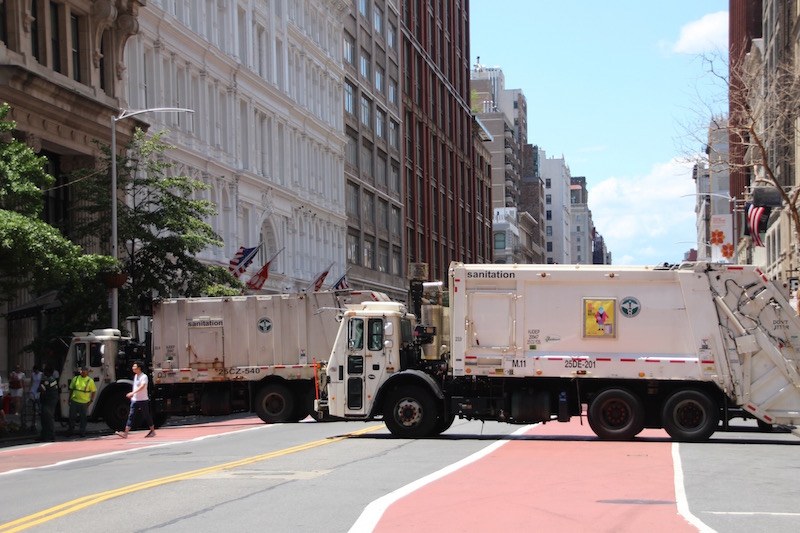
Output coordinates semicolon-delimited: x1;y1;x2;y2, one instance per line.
115;360;156;438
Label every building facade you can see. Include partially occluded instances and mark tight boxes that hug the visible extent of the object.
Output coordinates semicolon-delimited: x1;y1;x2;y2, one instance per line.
343;0;405;300
400;0;492;283
126;0;350;293
540;149;571;264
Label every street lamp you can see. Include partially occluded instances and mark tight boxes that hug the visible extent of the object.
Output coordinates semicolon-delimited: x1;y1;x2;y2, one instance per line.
110;107;193;329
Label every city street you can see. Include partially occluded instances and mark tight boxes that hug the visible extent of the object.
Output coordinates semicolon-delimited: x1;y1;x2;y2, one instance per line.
0;415;797;532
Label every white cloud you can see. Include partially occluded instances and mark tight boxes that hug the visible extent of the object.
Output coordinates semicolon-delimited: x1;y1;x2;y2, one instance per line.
672;11;728;55
589;158;699;265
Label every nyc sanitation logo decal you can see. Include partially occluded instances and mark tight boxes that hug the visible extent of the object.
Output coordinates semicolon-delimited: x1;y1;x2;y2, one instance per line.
620;297;641;318
258;317;273;333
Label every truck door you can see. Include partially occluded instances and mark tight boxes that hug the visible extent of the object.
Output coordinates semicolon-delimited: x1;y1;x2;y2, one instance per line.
342;316;386;416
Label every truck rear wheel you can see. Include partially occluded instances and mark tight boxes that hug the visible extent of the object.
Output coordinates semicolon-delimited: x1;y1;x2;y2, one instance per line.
661;389;719;442
254;384;295;423
383;385;439;438
588;388;645;440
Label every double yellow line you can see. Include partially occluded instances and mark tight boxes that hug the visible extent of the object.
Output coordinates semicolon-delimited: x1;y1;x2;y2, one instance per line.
0;424;384;532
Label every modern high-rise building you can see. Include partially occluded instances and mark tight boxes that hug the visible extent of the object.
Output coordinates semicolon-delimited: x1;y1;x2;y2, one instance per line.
400;0;492;282
540;149;571;264
343;0;405;300
569;177;594;265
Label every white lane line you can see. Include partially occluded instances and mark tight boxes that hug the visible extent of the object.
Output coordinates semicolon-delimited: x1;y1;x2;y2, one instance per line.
672;442;716;533
0;425;271;476
349;424;536;533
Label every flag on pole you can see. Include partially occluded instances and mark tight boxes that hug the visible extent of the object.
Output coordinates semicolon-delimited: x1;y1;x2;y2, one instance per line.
309;262;334;292
228;246;259;278
245;261;272;290
331;272;350;291
745;203;769;247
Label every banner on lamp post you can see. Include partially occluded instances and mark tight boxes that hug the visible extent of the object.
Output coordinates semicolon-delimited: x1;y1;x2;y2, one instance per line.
710;214;734;263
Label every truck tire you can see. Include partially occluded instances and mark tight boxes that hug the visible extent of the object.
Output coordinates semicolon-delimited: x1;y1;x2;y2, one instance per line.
661;389;719;442
588;388;645;440
254;384;295;423
104;393;131;431
383;385;439;438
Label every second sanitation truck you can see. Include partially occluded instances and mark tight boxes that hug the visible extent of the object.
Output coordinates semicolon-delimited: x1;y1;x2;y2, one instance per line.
318;262;800;440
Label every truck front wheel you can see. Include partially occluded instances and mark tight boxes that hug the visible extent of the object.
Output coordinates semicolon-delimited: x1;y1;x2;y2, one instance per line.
588;388;645;440
661;389;719;442
104;392;130;431
383;385;439;438
254;384;295;423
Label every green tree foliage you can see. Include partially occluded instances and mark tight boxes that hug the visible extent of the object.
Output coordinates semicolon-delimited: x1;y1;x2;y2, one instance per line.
1;102;117;353
0;103;113;302
70;128;242;320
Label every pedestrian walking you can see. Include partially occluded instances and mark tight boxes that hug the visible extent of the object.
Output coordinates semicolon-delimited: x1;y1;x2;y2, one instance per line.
0;373;6;424
67;366;96;437
38;366;59;441
9;365;25;415
28;365;43;428
116;360;156;439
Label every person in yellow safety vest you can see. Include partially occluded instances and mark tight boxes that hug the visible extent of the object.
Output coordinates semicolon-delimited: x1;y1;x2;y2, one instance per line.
67;366;96;438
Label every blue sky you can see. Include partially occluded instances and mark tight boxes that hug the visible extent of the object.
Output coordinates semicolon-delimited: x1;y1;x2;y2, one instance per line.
470;1;729;265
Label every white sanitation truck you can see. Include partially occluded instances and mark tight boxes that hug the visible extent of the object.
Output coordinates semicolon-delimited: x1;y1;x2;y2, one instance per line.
61;291;386;430
318;262;800;441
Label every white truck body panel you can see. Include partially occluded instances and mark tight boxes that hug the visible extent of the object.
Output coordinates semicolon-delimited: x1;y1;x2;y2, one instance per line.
152;292;341;384
448;262;800;425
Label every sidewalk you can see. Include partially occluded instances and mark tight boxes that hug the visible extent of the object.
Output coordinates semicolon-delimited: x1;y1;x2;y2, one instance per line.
0;411;112;448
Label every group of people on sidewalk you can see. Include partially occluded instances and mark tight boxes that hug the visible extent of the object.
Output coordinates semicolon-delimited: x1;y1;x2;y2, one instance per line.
2;359;155;442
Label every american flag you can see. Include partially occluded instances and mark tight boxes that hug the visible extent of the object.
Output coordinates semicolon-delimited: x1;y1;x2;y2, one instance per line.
310;264;332;292
228;246;259;278
746;203;768;247
245;261;272;291
331;273;350;291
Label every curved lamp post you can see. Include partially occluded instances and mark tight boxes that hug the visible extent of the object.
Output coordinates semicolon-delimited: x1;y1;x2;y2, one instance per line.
111;107;193;329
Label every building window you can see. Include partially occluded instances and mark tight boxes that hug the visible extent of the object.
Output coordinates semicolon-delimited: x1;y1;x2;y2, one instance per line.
344;33;355;65
378;243;389;272
545;178;551;188
50;2;62;73
546;242;553;252
546;210;552;221
360;50;370;79
346;181;360;218
375;67;384;93
388;120;398;148
391;205;401;234
361;141;373;176
345;81;355;114
359;0;369;18
363;192;375;224
545;194;551;205
346;129;358;167
388;23;396;50
374;5;383;35
494;232;506;249
378;200;388;230
348;231;360;265
377;152;387;185
546;226;552;236
376;109;385;138
360;95;371;127
70;14;82;82
363;238;374;268
389;78;397;105
390;164;400;193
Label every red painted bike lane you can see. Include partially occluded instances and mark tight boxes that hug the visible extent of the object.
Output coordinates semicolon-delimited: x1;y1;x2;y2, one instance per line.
372;420;698;533
0;417;266;474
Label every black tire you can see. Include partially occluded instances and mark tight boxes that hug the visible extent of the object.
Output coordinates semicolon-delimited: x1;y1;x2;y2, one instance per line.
756;419;774;432
588;388;645;440
433;411;456;435
293;387;316;422
661;389;719;442
103;392;130;431
254;383;295;423
383;385;439;438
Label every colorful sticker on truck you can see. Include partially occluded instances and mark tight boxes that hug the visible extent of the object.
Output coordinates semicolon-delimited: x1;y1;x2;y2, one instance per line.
583;298;616;338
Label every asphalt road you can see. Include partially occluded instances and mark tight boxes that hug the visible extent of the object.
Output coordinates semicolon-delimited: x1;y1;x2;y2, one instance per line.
0;415;797;532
